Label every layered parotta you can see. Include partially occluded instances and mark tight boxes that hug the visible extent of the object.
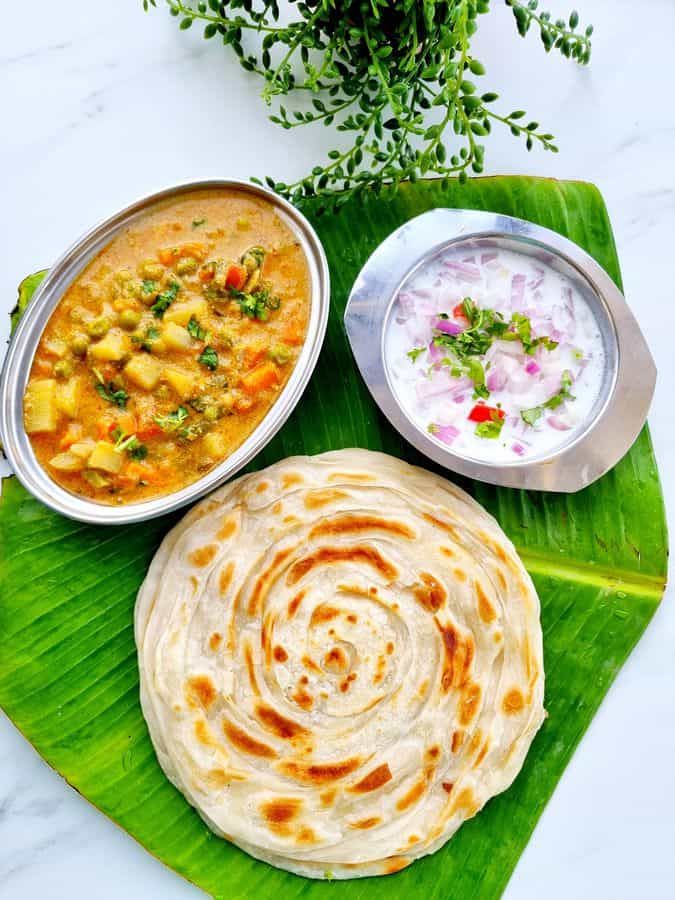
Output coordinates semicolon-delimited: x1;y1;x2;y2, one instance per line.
135;449;545;879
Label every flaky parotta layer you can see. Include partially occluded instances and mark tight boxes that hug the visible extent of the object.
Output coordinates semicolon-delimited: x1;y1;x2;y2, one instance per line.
135;449;545;879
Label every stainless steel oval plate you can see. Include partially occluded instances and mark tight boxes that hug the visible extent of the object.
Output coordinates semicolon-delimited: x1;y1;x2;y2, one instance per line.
344;208;655;492
0;180;330;524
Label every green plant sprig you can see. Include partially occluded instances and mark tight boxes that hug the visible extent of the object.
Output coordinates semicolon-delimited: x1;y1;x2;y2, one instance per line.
144;0;592;212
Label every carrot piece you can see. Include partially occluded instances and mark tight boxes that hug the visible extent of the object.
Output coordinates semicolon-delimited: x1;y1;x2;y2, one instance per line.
59;422;83;449
282;322;304;346
241;361;279;395
242;341;268;369
137;424;162;441
225;264;247;291
125;461;162;484
199;262;216;283
158;243;207;266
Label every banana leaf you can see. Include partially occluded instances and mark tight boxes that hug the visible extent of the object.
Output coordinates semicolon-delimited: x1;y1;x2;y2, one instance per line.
0;177;667;900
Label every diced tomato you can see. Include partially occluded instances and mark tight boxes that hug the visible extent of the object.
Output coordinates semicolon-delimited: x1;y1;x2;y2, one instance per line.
453;302;467;319
468;404;504;423
199;262;216;283
225;263;247;291
137;424;162;441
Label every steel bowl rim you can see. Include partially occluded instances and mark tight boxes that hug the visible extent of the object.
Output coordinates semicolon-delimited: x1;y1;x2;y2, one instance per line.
0;178;330;524
343;207;656;493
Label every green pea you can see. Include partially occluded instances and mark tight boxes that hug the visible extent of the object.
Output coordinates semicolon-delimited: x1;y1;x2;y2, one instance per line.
53;359;74;379
86;316;111;339
268;343;292;365
70;333;90;356
203;406;220;422
176;257;198;276
119;309;142;330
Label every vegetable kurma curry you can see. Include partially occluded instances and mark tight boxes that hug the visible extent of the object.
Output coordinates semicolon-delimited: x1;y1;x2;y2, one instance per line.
23;190;311;504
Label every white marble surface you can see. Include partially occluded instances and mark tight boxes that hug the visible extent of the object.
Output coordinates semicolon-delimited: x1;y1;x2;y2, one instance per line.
1;1;673;897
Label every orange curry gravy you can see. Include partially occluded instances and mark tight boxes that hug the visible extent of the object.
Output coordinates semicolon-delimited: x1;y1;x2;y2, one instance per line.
24;189;311;504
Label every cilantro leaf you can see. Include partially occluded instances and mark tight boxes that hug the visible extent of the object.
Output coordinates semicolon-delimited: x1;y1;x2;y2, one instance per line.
151;281;180;318
230;286;281;321
198;346;218;371
521;406;544;426
407;347;425;363
141;279;158;295
95;381;128;409
154;406;189;431
187;316;208;341
191;217;207;228
521;370;576;425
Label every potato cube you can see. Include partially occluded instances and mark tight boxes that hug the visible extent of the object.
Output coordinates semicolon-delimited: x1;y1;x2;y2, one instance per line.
69;439;97;460
164;298;208;327
88;441;123;474
124;354;163;391
88;330;129;362
202;432;227;459
24;379;58;433
55;377;81;418
163;321;192;351
163;366;196;400
48;451;86;472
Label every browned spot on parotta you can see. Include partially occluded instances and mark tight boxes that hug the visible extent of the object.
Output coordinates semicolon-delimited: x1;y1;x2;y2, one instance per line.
244;642;260;697
320;788;337;807
309;604;340;626
502;687;525;714
451;730;465;753
288;546;398;585
458;682;481;726
302;654;322;674
328;471;376;483
292;683;314;711
295;826;317;845
440;545;455;558
273;645;288;663
426;745;440;762
255;702;309;740
396;776;429;811
248;547;295;616
350;816;382;829
209;632;222;651
260;797;302;825
423;513;460;541
194;719;215;747
186;675;217;709
435;619;474;693
323;646;349;673
303;488;349;509
476;581;496;623
309;514;415;541
442;781;454;794
188;544;218;568
219;561;235;595
287;590;305;619
282;472;304;489
280;757;361;784
472;738;490;768
223;719;277;759
217;517;237;540
206;767;246;787
449;786;479;818
349;763;392;793
412;572;446;613
339;673;357;693
255;481;269;493
383;856;411;874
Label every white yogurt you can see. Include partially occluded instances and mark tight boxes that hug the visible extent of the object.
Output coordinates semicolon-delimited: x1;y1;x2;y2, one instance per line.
385;246;606;462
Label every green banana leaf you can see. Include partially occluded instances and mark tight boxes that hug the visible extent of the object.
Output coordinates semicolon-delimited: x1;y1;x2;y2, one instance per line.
0;177;667;900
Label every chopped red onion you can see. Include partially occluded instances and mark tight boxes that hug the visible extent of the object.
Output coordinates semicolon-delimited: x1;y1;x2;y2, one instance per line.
547;415;572;431
434;318;463;336
512;442;526;456
442;260;482;282
430;424;460;445
511;273;526;312
525;360;540;375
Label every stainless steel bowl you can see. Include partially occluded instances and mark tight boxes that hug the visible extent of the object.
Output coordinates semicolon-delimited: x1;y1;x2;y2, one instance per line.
0;180;330;524
344;208;655;492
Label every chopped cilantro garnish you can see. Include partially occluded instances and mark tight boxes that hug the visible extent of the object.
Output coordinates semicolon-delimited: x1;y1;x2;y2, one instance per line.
154;406;189;431
187;316;208;341
111;428;148;459
141;279;158;295
151;280;180;318
230;286;281;321
198;346;218;371
191;217;207;228
132;325;161;352
465;358;489;399
129;443;148;460
521;370;576;426
407;347;425;363
95;381;128;409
